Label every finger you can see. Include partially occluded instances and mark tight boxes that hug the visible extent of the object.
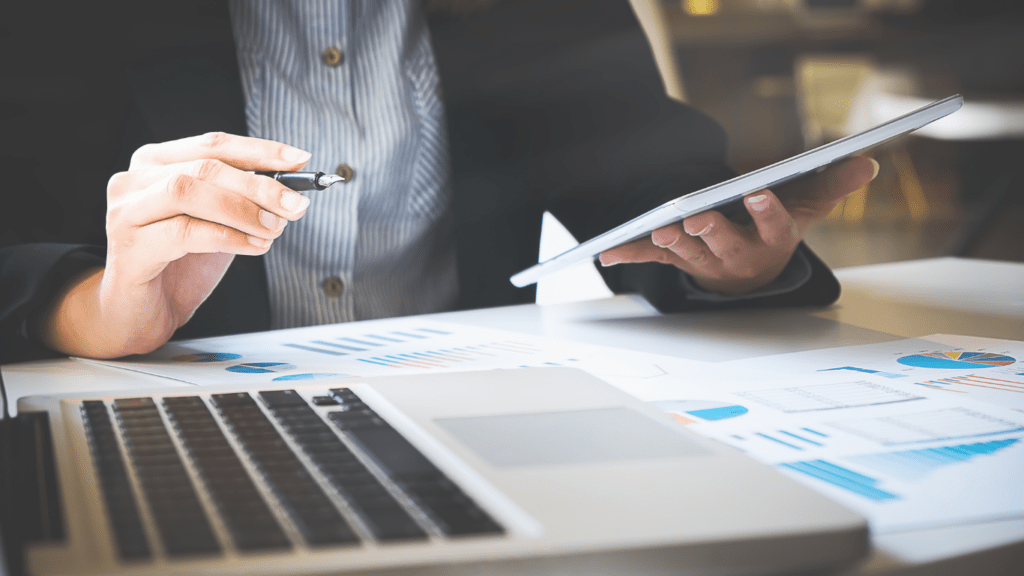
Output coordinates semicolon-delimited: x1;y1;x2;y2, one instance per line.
826;155;880;199
599;236;667;266
110;159;311;220
652;221;722;270
108;173;289;243
681;211;756;268
129;132;311;171
744;190;800;248
132;214;274;265
785;156;880;223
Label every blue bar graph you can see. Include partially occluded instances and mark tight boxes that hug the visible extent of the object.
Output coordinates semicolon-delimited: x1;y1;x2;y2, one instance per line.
338;337;380;347
392;331;427;339
848;439;1019;480
821;366;908;379
415;327;451;335
781;460;899;501
780;430;824;446
283;343;345;356
757;433;804;450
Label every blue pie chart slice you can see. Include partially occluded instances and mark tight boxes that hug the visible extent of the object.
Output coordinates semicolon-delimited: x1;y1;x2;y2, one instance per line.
226;362;296;374
653;400;749;421
174;352;242;363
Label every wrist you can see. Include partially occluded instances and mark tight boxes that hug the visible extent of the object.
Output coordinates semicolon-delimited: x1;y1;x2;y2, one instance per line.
32;267;173;359
680;249;814;302
31;266;105;357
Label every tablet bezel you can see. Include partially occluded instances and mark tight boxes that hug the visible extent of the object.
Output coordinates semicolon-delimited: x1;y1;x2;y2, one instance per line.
510;94;963;288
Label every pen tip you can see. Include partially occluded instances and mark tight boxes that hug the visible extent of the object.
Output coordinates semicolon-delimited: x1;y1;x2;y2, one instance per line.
316;174;346;188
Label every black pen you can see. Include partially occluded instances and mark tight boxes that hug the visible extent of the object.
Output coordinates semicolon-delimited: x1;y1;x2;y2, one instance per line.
254;171;347;191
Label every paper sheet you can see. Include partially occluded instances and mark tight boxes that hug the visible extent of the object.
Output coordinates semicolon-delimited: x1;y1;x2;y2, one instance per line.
716;334;1024;412
647;370;1024;533
85;324;1024;534
80;317;714;401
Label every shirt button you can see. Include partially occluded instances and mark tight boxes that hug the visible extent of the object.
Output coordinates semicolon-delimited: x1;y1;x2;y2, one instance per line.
335;164;355;182
322;276;345;298
321;47;344;67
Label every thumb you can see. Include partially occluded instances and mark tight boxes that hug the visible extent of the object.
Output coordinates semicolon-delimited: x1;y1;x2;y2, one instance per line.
791;156;879;223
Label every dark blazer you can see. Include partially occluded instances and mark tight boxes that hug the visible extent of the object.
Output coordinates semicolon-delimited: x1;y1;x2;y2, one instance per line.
0;0;840;364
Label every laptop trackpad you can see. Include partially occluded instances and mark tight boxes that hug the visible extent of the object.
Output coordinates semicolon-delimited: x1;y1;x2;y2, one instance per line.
435;407;708;468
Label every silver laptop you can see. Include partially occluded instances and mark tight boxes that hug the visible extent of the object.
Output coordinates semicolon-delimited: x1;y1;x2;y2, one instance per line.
2;367;867;575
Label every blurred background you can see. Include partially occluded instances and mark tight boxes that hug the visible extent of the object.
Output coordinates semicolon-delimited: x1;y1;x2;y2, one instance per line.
661;0;1024;268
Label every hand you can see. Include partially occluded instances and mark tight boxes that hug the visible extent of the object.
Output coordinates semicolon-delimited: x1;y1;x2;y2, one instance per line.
35;132;313;358
598;156;879;295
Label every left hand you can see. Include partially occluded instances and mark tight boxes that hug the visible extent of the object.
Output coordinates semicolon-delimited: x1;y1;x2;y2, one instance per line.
598;156;879;295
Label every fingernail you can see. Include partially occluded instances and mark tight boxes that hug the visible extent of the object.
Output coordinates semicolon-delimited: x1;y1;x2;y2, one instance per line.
258;209;282;231
869;158;880;180
652;230;680;248
600;256;620;267
747;194;769;212
688;223;713;237
282;147;312;163
247;235;271;248
281;191;310;213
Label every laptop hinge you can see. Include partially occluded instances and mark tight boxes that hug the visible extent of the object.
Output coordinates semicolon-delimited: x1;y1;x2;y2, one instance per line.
1;411;67;576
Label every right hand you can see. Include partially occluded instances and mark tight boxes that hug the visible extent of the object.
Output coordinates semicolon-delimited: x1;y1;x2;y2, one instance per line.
36;132;313;358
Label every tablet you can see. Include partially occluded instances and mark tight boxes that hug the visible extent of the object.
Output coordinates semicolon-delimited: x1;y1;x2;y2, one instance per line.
509;94;963;288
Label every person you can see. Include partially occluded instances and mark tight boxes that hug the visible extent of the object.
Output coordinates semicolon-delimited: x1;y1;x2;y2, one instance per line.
0;0;875;365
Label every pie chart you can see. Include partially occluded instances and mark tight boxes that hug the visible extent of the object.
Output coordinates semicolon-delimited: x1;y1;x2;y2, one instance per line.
653;400;749;423
226;362;296;374
174;352;242;362
897;351;1015;370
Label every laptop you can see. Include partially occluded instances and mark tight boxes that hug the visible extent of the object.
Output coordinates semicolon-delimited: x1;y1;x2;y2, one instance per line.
0;367;868;575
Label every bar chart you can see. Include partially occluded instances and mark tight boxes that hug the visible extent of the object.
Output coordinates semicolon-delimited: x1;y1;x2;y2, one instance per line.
847;439;1020;480
780;460;898;501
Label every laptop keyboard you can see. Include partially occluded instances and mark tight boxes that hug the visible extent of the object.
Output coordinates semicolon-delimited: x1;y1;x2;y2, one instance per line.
79;388;502;561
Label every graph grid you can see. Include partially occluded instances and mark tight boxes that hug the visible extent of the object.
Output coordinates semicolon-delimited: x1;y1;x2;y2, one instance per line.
829;407;1024;445
736;380;923;412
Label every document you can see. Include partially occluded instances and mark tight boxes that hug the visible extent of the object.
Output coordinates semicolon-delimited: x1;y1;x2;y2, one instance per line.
663;333;1024;533
86;325;1024;535
80;317;714;400
718;333;1024;412
650;370;1024;533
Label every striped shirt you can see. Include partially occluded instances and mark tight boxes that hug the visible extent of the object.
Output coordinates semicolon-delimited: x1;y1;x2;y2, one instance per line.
230;0;457;329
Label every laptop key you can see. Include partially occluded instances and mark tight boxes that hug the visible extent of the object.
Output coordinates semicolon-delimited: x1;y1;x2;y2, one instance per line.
80;401;152;560
262;391;426;542
211;393;360;548
163;396;292;553
113;399;221;558
341;419;504;538
312;395;339;406
258;390;309;408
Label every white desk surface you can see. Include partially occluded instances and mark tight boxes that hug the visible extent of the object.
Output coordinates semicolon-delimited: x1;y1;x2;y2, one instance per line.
3;257;1023;574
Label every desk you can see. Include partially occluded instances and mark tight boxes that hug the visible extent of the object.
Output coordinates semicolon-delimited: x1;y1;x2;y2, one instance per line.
3;257;1023;575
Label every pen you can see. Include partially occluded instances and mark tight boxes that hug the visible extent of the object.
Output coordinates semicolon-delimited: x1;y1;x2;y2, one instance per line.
254;171;347;191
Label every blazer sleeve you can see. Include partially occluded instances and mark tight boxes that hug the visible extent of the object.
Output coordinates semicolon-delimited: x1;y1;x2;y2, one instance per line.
0;244;105;364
